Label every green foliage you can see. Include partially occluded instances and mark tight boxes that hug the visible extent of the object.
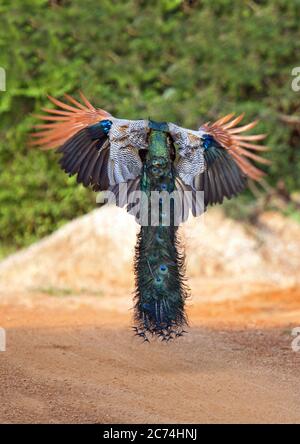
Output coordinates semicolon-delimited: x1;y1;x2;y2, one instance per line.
282;202;300;224
0;0;300;250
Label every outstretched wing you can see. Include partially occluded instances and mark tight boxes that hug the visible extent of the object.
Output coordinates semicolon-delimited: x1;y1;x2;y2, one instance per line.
200;113;270;181
169;114;270;207
31;93;148;191
192;138;248;206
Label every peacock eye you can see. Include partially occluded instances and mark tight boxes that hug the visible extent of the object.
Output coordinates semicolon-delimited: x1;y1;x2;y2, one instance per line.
202;134;214;150
159;264;168;274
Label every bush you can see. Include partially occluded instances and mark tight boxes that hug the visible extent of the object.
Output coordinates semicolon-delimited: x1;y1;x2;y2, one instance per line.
0;0;300;249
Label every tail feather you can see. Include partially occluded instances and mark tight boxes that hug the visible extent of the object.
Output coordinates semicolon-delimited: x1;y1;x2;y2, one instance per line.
134;225;189;341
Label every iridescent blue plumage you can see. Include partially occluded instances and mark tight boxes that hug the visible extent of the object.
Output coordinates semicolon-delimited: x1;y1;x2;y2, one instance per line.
88;119;112;140
202;134;214;150
100;119;113;134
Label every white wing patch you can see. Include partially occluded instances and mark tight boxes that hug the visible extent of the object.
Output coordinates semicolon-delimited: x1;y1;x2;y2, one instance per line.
108;119;148;184
168;123;206;187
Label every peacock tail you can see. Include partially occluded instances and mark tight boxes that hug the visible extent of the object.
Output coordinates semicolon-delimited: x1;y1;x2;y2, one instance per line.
133;122;189;341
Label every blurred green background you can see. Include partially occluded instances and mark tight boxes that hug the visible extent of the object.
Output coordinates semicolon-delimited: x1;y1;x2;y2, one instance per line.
0;0;300;257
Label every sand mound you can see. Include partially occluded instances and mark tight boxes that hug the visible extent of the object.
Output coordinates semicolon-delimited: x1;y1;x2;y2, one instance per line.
0;206;138;295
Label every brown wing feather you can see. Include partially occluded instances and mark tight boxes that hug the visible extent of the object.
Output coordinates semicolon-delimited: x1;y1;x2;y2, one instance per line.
30;92;112;150
201;114;270;180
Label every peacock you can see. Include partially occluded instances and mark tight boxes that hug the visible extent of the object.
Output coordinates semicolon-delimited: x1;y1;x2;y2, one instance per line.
32;93;270;341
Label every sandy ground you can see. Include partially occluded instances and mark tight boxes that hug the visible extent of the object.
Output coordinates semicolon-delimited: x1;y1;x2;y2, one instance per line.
1;208;300;423
1;287;300;424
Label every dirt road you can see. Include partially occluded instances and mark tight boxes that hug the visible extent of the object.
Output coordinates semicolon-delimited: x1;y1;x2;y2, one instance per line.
1;287;300;424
